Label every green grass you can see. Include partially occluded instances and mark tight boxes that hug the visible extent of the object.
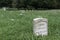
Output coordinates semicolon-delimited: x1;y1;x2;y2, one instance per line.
0;10;60;40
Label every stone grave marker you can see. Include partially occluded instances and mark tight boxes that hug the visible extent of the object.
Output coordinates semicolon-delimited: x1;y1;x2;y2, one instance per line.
3;7;6;11
33;18;48;36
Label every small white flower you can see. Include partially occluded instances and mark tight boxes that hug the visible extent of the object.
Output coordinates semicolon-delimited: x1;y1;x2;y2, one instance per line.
20;13;23;15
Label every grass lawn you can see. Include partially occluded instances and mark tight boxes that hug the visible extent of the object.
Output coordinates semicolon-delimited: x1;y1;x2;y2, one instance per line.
0;9;60;40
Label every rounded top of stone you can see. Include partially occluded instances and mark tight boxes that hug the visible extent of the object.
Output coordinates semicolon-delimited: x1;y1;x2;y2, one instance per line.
33;18;41;21
33;18;48;22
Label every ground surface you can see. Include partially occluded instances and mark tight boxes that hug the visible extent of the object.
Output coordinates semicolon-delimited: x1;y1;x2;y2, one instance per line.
0;9;60;40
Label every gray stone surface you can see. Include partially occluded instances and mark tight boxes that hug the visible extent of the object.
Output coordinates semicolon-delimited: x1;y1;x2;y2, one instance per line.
3;7;6;11
33;18;48;36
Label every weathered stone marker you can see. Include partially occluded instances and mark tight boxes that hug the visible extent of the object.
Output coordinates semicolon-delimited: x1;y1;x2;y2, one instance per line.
33;18;48;36
3;7;6;11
